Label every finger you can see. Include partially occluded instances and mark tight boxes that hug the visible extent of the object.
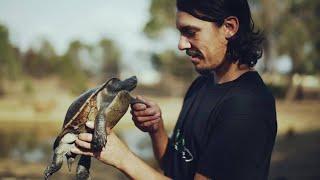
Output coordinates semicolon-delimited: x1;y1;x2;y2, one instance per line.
78;133;93;142
141;118;160;127
75;139;91;149
133;113;161;122
133;108;156;117
86;121;94;129
131;103;147;111
71;147;94;157
136;96;154;107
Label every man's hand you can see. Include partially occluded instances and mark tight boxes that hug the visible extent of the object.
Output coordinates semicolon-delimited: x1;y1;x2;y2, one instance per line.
130;96;164;134
71;121;130;169
71;121;170;180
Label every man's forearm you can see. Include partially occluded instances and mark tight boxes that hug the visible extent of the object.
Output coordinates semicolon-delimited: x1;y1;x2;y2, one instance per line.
118;151;170;180
149;120;169;164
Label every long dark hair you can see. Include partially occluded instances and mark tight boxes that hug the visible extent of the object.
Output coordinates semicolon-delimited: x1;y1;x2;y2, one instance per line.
177;0;264;67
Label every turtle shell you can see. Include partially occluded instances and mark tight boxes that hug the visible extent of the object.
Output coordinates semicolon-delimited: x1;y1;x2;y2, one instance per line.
53;79;113;149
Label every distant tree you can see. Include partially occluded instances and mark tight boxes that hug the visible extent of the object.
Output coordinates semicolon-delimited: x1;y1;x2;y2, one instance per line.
274;0;320;100
56;40;89;94
143;0;176;38
99;38;121;78
0;24;21;96
151;50;196;82
23;39;57;78
0;24;21;80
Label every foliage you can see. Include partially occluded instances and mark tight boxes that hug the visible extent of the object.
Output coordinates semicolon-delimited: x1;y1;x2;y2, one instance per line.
99;38;121;78
144;0;320;76
55;40;89;94
275;0;320;75
151;50;196;81
144;0;176;38
22;40;57;78
0;24;21;80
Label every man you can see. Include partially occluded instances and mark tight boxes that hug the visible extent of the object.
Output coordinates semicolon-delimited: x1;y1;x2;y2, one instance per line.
71;0;277;179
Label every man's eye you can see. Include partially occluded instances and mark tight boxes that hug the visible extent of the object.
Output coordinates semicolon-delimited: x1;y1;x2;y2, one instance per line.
182;30;196;37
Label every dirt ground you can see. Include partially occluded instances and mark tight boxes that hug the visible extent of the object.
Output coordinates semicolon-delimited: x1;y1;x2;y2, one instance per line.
0;90;319;179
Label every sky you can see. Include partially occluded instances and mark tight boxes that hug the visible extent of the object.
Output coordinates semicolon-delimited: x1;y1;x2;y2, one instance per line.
0;0;179;84
0;0;291;82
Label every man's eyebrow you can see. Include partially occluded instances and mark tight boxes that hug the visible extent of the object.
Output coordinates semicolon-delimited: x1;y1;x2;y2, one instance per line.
178;25;200;32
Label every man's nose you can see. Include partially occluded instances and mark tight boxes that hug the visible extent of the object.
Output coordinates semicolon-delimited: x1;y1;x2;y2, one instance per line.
178;36;191;50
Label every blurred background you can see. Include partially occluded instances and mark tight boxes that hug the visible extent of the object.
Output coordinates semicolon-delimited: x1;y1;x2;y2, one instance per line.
0;0;319;179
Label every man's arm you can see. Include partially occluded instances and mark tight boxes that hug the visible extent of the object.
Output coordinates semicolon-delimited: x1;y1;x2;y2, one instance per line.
149;121;169;164
131;96;169;164
120;147;170;180
71;121;171;180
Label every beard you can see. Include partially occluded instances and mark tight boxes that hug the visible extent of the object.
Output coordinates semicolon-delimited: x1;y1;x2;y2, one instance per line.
186;49;211;75
194;66;214;75
185;48;230;76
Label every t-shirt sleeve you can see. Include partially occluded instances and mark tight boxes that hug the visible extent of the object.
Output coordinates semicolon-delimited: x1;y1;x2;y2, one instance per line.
197;95;270;180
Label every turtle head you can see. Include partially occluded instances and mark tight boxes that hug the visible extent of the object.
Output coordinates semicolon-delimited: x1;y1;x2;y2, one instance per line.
105;76;137;94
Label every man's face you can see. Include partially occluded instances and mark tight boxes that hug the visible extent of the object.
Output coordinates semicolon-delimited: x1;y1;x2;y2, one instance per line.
176;11;228;74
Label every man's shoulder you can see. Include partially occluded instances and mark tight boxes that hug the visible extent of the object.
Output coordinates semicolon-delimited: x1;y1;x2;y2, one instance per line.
220;78;276;114
227;72;275;104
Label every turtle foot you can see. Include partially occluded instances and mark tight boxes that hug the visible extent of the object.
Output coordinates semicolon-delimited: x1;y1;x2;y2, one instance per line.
76;167;91;180
76;156;91;180
44;159;63;180
91;131;106;152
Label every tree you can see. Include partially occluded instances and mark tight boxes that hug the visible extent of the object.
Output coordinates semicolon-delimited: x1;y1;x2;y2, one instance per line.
0;24;21;80
56;40;89;94
274;0;320;100
151;50;196;81
0;24;21;96
23;39;57;78
99;38;121;78
143;0;176;38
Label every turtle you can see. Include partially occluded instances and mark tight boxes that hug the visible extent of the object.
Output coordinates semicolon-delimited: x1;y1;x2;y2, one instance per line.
44;76;143;180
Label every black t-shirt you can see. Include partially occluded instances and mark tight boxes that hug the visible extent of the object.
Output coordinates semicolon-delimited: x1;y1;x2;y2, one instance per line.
161;71;277;180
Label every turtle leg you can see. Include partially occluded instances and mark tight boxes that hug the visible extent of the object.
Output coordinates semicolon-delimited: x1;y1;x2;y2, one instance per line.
76;155;91;180
44;150;64;180
66;151;77;172
44;133;77;179
91;105;107;152
44;144;73;179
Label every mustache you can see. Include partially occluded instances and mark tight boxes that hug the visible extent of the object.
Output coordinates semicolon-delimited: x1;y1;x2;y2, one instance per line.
186;49;203;58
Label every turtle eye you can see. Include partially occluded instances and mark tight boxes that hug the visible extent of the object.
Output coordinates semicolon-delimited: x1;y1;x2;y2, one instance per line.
106;78;121;92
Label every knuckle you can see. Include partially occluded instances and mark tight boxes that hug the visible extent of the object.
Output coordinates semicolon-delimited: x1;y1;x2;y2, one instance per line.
148;109;156;115
134;111;141;116
135;117;142;122
154;113;161;118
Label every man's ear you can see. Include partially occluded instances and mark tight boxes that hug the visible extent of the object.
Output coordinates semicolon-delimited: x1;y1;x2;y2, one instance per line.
223;16;239;39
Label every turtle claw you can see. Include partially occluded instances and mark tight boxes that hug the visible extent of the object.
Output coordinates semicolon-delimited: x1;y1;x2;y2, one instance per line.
67;157;75;172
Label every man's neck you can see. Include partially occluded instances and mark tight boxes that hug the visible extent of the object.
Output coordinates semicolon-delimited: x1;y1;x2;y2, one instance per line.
213;62;252;84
